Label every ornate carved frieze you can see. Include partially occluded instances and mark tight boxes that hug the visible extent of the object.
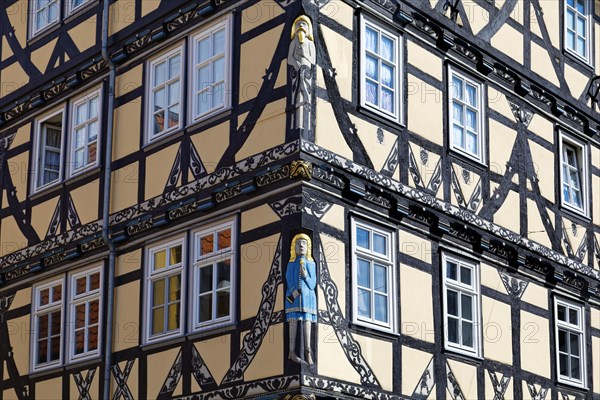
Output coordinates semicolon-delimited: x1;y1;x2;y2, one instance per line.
174;376;299;400
215;184;242;203
508;99;534;126
488;240;518;261
270;196;303;218
43;251;67;267
498;271;529;299
411;358;435;399
290;160;313;180
255;165;290;187
303;192;333;219
79;238;106;253
313;166;344;189
126;219;153;236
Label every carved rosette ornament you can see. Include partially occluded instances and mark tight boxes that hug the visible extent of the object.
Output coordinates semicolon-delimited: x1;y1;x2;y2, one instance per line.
288;15;316;134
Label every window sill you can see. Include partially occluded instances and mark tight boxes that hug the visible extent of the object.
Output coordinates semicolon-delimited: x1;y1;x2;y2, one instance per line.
143;129;185;153
28;22;62;46
29;364;64;379
30;181;63;201
64;356;101;371
559;203;591;224
556;379;588;392
349;321;399;340
447;148;487;171
66;166;102;187
563;49;594;73
186;108;233;136
187;322;237;341
442;347;483;365
357;105;405;132
141;334;185;352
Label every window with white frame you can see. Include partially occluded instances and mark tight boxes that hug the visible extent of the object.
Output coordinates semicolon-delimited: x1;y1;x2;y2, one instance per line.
191;18;231;121
144;218;237;343
442;253;481;357
448;67;484;162
147;46;183;142
554;298;586;387
31;0;60;36
70;90;100;175
560;134;588;215
360;16;402;121
68;268;101;361
32;279;64;370
35;110;65;191
351;219;395;331
67;0;91;14
145;239;185;342
565;0;591;63
192;221;235;330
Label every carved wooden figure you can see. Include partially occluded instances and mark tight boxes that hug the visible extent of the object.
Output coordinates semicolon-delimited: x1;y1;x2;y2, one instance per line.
288;15;316;133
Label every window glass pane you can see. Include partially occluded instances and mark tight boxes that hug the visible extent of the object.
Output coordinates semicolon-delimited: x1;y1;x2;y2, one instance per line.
356;227;370;249
90;273;100;291
168;81;180;106
576;0;585;13
365;55;378;80
74;329;84;354
217;261;231;288
357;259;371;288
75;277;86;295
169;55;180;79
52;285;62;302
576;37;585;56
50;336;60;361
197;37;211;63
75;304;85;328
559;353;569;376
557;305;567;322
216;290;230;318
460;266;472;285
558;329;567;352
89;300;99;325
46;127;61;148
366;81;378;106
167;303;180;330
448;317;458;343
357;288;371;318
446;261;458;281
153;279;165;306
365;26;378;53
461;294;473;320
466;132;477;155
40;289;49;306
76;103;87;125
576;17;586;36
567;9;575;28
567;0;574;7
373;233;386;255
200;294;212;322
374;264;387;293
89;97;99;119
452;76;463;99
154;61;166;86
154;110;165;135
50;311;61;336
572;190;582;209
152;307;164;334
569;308;579;326
461;321;473;347
201;234;214;255
381;36;394;62
169;245;182;265
570;332;580;356
38;339;48;364
466;84;477;107
374;293;388;323
200;266;213;294
381;64;393;87
571;356;581;379
153;250;166;270
453;103;463;125
39;314;49;338
213;29;226;54
218;228;231;250
167;106;179;129
168;275;181;302
447;290;458;316
88;121;98;143
213;83;225;108
74;149;85;170
381;89;393;113
466;109;477;131
48;1;58;23
213;57;225;83
88;326;98;352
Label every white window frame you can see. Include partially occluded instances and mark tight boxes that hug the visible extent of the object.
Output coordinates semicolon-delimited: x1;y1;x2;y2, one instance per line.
31;278;65;372
441;253;482;358
30;0;61;37
351;218;396;332
564;0;592;64
189;15;233;123
554;297;587;388
190;219;237;331
68;88;102;177
447;66;485;164
32;108;66;193
144;236;186;344
359;15;402;122
146;45;184;143
67;267;102;362
559;132;588;216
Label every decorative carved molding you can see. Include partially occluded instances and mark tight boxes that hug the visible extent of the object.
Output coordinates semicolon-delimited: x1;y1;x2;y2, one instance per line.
498;271;529;299
255;165;290;187
508;99;534;126
487;370;511;400
270;196;303;218
411;357;435;399
174;376;299;400
313;166;344;189
290;160;313;180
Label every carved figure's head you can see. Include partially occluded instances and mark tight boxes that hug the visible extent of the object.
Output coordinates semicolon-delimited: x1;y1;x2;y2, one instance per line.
291;15;314;44
289;233;313;261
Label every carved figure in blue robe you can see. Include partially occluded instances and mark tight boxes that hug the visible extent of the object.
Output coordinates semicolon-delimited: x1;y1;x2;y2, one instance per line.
285;233;316;364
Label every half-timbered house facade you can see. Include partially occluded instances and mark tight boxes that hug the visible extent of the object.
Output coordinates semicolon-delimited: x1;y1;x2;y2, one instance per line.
0;0;599;399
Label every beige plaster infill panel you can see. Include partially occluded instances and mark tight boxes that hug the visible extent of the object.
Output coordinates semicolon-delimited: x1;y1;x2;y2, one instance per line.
11;287;31;310
145;143;179;199
487;90;514;121
490;24;523;64
241;2;285;34
235;98;286;161
408;39;442;81
239;24;284;104
69;15;97;53
0;217;27;256
9;315;29;377
110;360;138;400
447;359;478;400
528;140;554;202
243;323;284;381
113;280;140;352
530;2;543;39
400;265;434;342
191;121;230;174
113;101;141;161
526;200;553;249
1;36;12;61
401;346;433;396
319;233;346;314
593;336;600;394
321;25;352;101
407;74;443;147
320;203;346;232
196;335;231;384
70;179;99;225
3;389;19;400
116;64;142;98
520;311;551;378
488;119;517;178
530;42;560;87
400;230;433;265
463;1;490;35
109;0;136;35
520;281;549;310
482;295;512;365
7;149;29;203
354;334;393;391
6;2;27;47
1;61;29;97
540;0;560;47
141;0;160;17
315;101;353;159
352;115;396;173
592;307;600;330
241;204;279;233
35;378;62;400
564;63;590;99
31;38;57;73
11;123;31;148
116;249;141;277
110;162;139;213
492;189;520;234
317;323;360;384
31;197;59;239
527;113;554;145
240;234;282;320
480;262;507;294
147;347;180;398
